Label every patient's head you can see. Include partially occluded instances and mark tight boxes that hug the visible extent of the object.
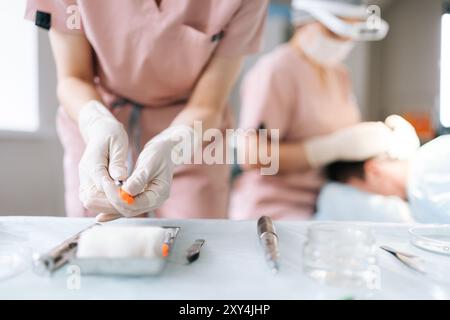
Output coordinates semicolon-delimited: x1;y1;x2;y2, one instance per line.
327;158;409;199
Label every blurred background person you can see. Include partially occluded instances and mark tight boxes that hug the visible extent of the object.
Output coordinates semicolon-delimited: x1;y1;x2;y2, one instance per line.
230;0;390;220
325;115;450;223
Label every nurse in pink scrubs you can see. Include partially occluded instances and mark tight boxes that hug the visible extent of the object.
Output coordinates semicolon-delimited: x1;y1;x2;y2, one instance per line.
230;0;390;220
25;0;269;220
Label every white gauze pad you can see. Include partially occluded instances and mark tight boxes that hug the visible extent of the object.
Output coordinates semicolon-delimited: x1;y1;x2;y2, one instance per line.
76;226;167;259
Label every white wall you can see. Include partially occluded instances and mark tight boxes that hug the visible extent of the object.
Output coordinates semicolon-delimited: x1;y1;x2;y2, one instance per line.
368;0;442;120
346;43;371;119
0;30;65;216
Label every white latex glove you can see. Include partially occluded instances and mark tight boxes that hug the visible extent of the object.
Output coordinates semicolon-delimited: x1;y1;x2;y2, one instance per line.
78;100;129;213
96;125;197;222
304;122;392;168
384;115;420;160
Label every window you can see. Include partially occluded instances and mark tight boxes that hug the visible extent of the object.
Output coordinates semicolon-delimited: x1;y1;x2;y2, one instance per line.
441;12;450;128
0;0;39;132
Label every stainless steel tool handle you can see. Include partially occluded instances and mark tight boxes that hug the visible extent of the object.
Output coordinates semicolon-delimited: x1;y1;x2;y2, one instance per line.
32;223;99;275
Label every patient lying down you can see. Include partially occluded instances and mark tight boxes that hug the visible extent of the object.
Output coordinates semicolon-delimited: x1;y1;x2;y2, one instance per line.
327;158;409;200
325;134;450;223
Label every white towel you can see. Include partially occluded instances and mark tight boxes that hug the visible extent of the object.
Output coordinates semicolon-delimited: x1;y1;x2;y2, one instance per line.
76;226;167;259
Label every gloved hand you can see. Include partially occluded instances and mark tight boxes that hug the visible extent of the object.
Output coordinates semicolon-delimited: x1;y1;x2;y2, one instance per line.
96;125;197;222
78;100;129;213
304;122;392;168
384;115;420;160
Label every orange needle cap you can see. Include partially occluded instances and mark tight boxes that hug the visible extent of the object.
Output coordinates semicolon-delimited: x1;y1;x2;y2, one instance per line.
119;188;135;205
162;244;170;257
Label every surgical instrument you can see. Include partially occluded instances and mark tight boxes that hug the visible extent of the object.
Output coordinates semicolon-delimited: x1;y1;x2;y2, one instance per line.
257;216;280;273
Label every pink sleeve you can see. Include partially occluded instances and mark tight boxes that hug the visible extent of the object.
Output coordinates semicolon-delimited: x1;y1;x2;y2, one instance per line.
239;59;293;137
215;0;269;57
25;0;84;34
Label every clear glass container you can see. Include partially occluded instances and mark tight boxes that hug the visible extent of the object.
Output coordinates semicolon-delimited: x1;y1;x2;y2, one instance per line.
409;225;450;255
0;241;30;281
303;223;378;289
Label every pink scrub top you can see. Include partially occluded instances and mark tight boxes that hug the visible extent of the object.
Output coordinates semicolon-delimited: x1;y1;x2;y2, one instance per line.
25;0;268;107
25;0;269;218
230;44;361;220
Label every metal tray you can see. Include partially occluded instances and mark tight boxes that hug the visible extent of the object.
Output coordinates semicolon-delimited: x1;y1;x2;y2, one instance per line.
69;226;180;276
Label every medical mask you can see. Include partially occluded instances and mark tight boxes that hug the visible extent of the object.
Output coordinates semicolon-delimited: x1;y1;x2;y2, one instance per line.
298;28;354;66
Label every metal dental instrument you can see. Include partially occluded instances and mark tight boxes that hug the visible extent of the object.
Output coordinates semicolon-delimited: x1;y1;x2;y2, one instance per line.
379;245;450;283
380;245;426;274
257;216;280;273
32;223;100;276
186;239;205;264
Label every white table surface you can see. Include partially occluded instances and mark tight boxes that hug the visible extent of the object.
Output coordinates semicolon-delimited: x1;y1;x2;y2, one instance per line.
1;217;450;300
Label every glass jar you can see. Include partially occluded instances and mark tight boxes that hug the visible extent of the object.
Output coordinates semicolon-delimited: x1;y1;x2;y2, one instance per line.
303;223;378;289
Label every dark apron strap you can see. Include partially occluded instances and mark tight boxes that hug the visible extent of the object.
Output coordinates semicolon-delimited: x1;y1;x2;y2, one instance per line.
110;97;189;175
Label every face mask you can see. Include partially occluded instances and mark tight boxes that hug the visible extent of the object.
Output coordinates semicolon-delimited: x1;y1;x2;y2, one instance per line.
298;27;355;66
